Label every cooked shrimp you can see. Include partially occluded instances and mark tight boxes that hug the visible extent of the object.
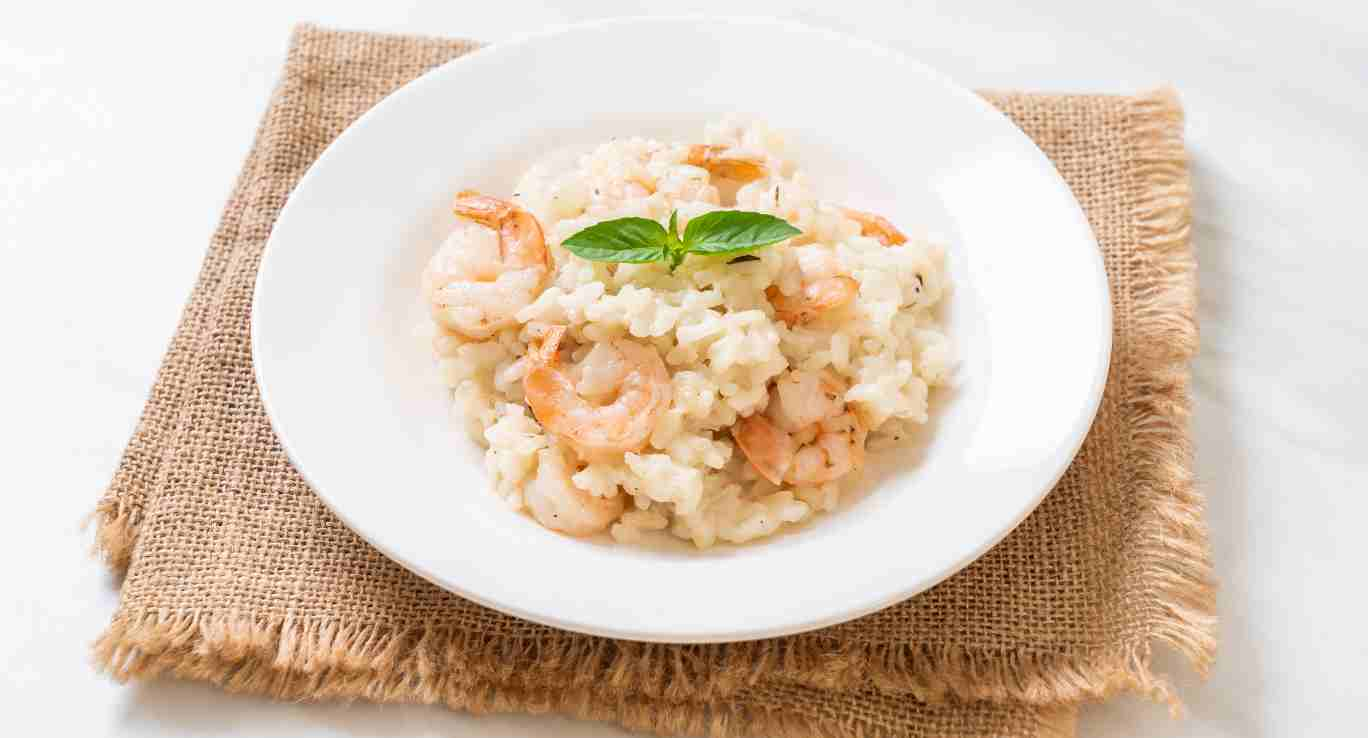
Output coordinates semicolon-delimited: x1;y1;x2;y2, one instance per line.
730;415;794;485
769;369;845;431
686;144;768;182
524;445;625;536
731;370;867;485
766;244;859;325
422;190;550;339
767;277;858;326
788;410;867;485
523;326;672;459
842;207;908;246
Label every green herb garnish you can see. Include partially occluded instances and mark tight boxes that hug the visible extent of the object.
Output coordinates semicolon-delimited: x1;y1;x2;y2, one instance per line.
561;209;800;271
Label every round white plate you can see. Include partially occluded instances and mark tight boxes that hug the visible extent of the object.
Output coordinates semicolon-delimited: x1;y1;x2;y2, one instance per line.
253;17;1110;643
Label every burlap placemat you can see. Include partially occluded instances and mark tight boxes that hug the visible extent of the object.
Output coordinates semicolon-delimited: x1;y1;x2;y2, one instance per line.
90;24;1213;738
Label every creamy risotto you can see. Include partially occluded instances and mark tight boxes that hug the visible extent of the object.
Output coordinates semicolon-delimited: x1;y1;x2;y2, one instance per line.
420;118;952;547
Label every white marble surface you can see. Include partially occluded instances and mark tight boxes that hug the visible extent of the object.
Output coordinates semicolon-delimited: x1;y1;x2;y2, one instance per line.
4;1;1366;735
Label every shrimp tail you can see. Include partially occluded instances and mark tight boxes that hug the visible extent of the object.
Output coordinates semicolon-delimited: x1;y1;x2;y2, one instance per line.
842;207;908;247
453;190;516;225
686;144;769;182
530;325;567;367
731;414;795;486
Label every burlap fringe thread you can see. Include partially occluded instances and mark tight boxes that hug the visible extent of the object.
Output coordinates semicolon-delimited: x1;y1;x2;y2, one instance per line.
91;89;1212;721
1107;88;1215;712
94;610;1074;738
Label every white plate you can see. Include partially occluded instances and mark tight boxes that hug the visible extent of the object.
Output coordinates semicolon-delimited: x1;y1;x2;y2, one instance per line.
252;17;1110;643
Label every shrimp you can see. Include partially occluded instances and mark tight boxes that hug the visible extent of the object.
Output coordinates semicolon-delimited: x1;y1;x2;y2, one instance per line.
523;326;672;459
422;190;550;339
788;411;866;484
731;370;867;486
767;277;859;326
524;445;625;536
766;244;859;325
842;207;908;246
686;144;769;182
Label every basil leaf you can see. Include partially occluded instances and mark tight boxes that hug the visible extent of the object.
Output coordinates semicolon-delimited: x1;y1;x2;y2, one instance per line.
561;217;669;263
682;210;802;255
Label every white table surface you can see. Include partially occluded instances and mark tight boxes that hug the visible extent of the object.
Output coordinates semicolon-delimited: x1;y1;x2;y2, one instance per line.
5;1;1366;735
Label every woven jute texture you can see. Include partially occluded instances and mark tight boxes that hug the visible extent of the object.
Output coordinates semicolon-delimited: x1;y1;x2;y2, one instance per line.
90;25;1213;738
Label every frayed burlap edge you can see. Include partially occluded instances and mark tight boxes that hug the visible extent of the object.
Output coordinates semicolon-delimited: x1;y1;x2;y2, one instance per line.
1104;87;1215;712
89;77;1211;715
93;611;1075;738
91;610;1109;704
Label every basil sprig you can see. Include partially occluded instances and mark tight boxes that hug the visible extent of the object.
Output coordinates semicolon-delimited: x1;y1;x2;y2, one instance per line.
561;209;800;271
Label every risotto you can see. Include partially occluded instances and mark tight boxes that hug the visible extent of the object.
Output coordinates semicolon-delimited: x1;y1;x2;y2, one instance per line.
421;118;953;547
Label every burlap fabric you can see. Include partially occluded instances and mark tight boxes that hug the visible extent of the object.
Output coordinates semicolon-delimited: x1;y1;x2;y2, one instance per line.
90;25;1213;738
